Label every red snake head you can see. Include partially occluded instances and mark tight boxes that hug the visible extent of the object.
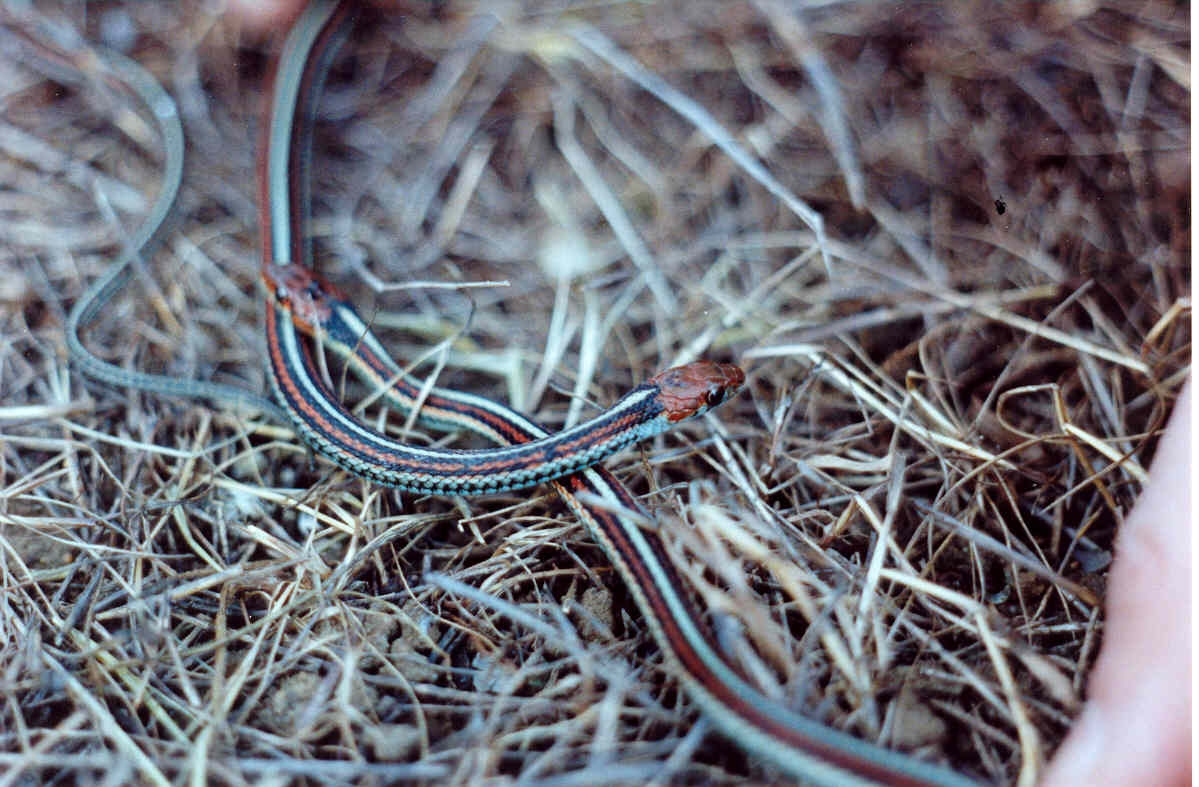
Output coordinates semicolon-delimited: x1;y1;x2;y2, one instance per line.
649;361;746;422
263;263;346;333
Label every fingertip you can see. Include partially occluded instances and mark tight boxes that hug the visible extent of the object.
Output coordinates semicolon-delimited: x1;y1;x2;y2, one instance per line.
1041;378;1192;787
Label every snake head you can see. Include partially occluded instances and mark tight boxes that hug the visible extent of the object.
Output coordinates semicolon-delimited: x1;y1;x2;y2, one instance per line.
649;361;746;422
262;263;347;333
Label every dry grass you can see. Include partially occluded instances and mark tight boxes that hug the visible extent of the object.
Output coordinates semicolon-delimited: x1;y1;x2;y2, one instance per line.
0;1;1189;785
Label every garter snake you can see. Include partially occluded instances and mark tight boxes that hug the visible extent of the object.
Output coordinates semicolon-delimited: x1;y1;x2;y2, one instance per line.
56;1;979;783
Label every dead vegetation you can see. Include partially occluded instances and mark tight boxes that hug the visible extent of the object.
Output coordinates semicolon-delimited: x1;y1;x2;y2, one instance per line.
0;1;1189;784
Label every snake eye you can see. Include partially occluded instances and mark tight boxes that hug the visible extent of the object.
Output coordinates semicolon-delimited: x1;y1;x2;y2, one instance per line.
704;385;723;408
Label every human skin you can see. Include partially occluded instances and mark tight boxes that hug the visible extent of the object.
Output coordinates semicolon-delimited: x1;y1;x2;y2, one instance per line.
225;3;1193;782
1039;379;1191;787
